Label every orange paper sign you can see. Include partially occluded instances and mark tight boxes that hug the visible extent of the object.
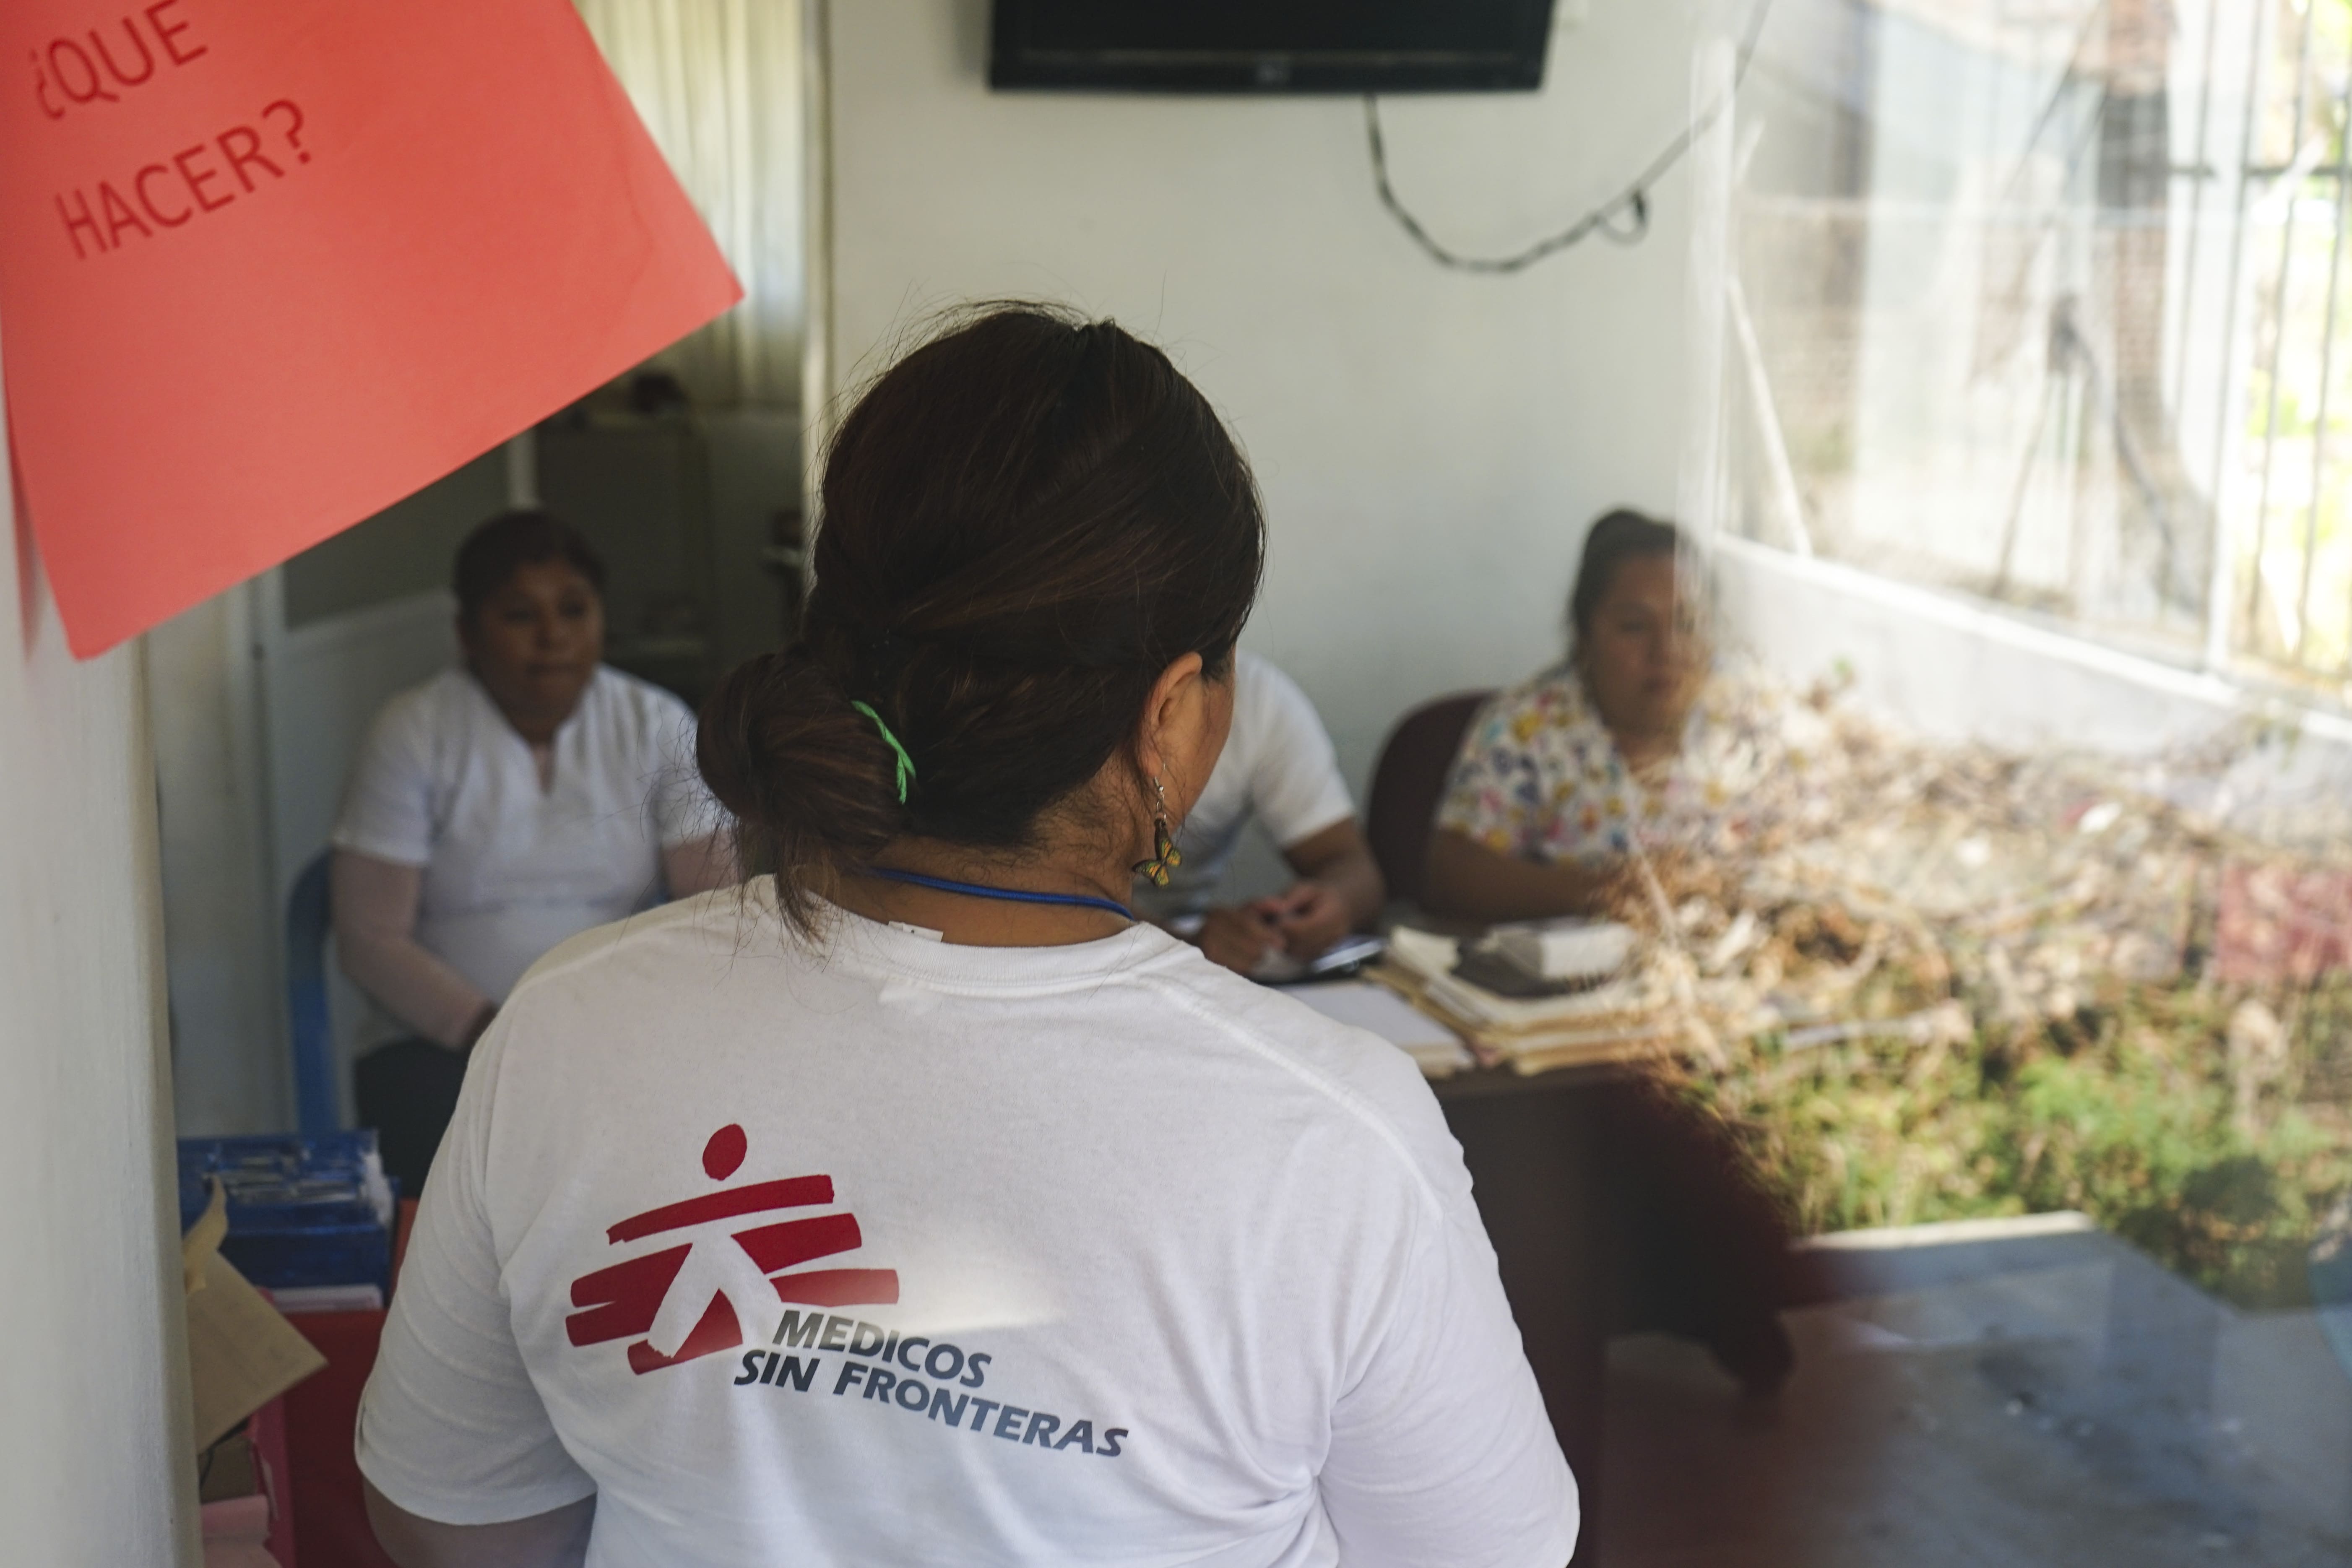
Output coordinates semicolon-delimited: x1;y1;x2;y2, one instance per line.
0;0;742;655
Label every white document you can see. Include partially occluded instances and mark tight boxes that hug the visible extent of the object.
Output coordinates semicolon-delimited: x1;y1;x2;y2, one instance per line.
1285;980;1473;1074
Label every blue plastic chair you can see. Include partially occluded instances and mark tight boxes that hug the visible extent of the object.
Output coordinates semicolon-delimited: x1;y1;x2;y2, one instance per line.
286;849;341;1135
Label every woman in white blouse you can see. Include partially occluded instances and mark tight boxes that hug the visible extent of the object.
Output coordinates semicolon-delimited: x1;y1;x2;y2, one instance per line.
331;510;734;1194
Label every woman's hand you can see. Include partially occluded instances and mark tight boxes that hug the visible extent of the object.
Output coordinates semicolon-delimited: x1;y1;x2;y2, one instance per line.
1276;820;1385;948
1250;881;1353;960
1421;830;1626;924
1197;905;1280;974
333;851;498;1050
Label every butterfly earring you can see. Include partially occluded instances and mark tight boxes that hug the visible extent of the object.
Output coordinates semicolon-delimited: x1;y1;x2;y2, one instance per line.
1132;777;1184;887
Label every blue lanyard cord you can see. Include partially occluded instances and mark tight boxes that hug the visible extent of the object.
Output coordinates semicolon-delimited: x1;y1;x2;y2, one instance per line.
862;866;1137;923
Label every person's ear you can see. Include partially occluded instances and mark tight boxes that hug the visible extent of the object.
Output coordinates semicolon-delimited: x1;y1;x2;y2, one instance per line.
1135;650;1212;798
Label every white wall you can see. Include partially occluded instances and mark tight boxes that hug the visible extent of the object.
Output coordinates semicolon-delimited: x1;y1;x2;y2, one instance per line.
0;338;199;1562
821;0;1726;810
149;587;285;1135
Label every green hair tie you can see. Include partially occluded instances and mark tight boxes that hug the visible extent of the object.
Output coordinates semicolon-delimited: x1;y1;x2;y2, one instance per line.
850;701;918;804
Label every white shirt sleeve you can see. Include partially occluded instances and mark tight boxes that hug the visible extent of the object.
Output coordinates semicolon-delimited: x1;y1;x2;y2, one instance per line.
1240;660;1356;850
356;1023;596;1524
331;693;438;868
1317;1117;1580;1566
644;688;722;851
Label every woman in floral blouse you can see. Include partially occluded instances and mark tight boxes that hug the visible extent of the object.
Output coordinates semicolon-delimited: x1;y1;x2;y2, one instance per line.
1425;509;1779;920
1422;508;1801;1396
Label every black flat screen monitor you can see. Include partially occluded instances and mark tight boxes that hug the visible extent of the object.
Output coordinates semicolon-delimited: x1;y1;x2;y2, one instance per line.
990;1;1557;94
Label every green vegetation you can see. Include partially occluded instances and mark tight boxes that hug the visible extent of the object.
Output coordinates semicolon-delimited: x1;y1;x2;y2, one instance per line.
1680;978;2352;1306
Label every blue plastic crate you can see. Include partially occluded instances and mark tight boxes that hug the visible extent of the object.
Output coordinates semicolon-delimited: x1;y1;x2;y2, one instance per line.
179;1131;395;1295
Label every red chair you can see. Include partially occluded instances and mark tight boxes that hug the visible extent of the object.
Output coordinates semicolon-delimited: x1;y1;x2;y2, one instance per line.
1364;691;1492;908
280;1309;395;1568
276;1198;416;1568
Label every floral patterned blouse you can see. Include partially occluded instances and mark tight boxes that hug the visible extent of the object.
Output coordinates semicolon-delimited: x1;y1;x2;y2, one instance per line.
1435;664;1793;866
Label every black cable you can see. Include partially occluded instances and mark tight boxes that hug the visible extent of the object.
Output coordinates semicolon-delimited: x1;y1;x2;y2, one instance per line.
1365;0;1778;276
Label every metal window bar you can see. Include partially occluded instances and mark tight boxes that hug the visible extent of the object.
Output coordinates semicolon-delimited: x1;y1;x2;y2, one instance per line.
2295;65;2352;668
2245;0;2319;656
2169;0;2223;420
2203;0;2271;671
2220;0;2352;686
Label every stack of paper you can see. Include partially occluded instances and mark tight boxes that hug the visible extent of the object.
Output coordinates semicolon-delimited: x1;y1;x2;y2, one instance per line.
1376;928;1678;1075
1487;918;1636;981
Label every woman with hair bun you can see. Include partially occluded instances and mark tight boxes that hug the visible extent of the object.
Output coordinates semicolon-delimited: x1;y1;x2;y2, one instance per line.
359;307;1576;1568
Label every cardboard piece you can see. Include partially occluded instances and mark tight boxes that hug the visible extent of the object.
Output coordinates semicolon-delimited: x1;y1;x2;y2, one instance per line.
186;1251;328;1453
0;0;740;655
183;1172;228;1294
184;1172;330;1451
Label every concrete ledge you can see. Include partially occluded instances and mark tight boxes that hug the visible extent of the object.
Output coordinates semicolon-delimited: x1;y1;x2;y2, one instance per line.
1801;1211;2098;1251
1789;1212;2133;1307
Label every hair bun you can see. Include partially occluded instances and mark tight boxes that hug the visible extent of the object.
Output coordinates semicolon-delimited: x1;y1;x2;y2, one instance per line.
697;647;903;881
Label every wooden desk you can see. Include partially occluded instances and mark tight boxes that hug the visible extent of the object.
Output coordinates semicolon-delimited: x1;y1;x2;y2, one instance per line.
1433;1062;1629;1568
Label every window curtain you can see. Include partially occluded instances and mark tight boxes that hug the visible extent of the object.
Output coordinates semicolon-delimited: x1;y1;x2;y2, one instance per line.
573;0;803;409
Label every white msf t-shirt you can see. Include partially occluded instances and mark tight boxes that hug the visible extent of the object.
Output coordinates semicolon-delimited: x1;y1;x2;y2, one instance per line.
1140;653;1356;921
359;884;1577;1568
331;666;714;1010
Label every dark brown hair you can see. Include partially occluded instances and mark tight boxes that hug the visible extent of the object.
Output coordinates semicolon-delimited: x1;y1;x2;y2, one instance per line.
453;509;606;627
1568;508;1681;645
697;305;1265;928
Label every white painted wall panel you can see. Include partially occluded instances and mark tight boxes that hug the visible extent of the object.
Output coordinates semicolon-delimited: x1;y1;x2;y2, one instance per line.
820;0;1722;814
0;329;198;1565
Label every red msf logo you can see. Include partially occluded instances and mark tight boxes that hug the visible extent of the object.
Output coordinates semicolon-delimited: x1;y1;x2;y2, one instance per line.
564;1124;898;1375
